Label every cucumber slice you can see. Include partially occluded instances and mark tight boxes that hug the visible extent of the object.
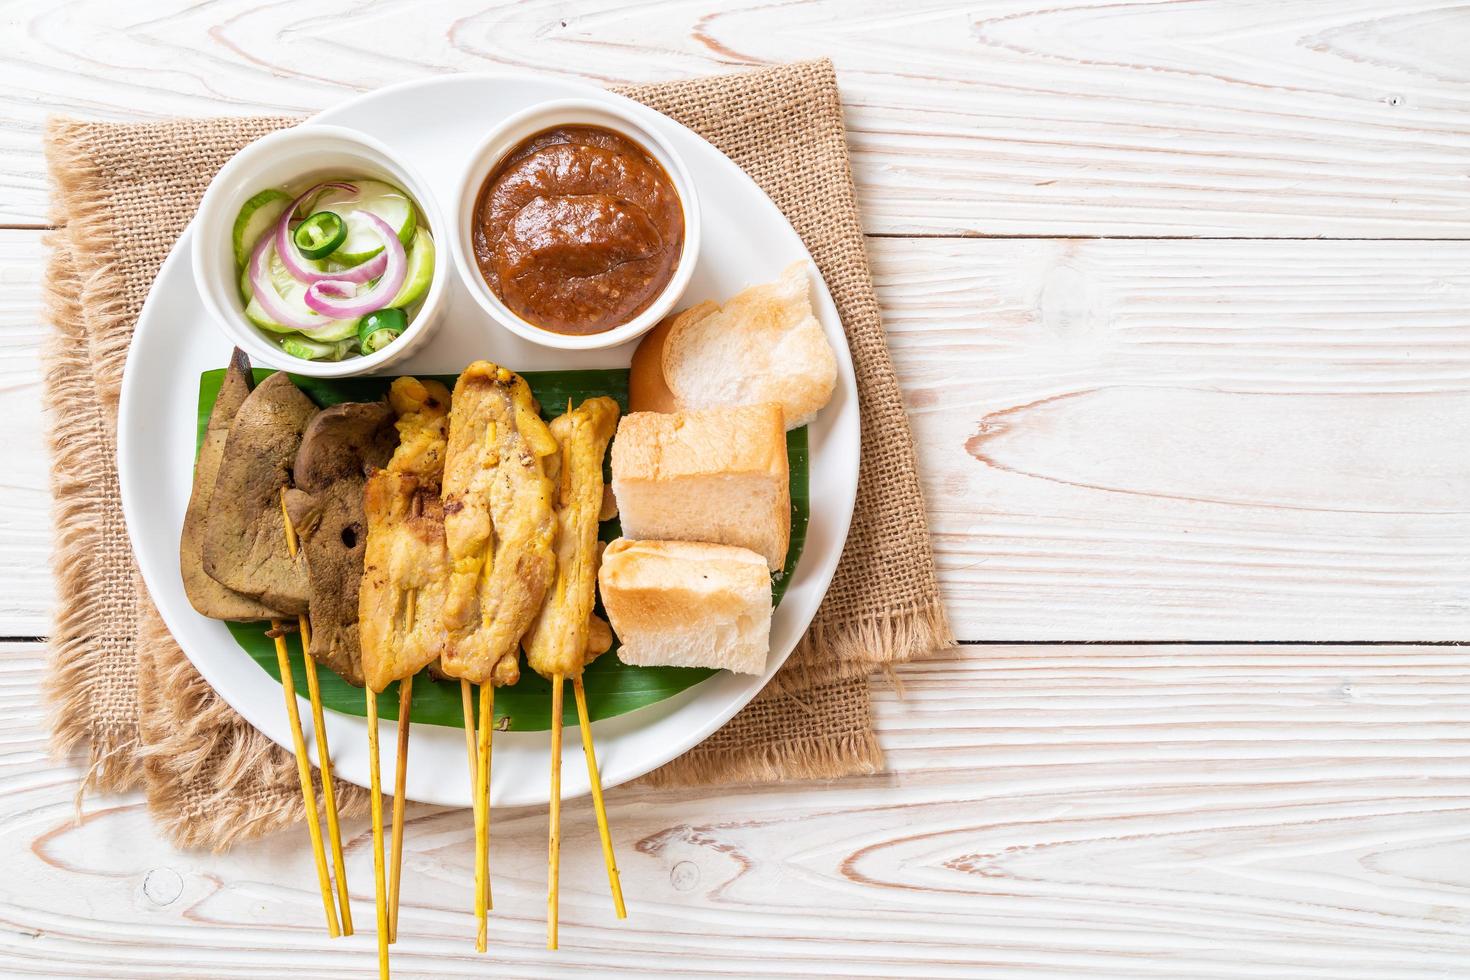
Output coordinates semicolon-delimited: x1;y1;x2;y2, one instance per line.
239;263;254;304
232;189;291;268
243;295;295;334
280;334;356;361
387;229;435;308
296;316;362;343
243;247;360;340
308;180;417;265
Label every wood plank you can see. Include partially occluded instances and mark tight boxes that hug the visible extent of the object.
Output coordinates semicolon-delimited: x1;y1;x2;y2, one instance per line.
0;232;53;636
879;236;1470;640
4;233;1470;639
4;0;1470;235
2;640;1466;977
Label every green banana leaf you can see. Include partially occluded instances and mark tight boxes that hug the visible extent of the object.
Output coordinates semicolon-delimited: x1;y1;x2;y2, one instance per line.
196;367;809;731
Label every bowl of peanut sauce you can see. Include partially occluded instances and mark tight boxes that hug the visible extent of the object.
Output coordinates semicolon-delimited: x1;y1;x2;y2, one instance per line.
451;99;701;351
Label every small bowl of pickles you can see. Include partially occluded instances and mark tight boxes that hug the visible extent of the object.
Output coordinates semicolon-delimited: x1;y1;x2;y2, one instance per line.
192;125;447;377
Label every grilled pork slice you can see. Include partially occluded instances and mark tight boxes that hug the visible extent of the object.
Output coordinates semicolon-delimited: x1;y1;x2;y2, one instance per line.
359;470;453;693
523;396;620;680
385;376;451;489
357;376;453;694
438;361;558;687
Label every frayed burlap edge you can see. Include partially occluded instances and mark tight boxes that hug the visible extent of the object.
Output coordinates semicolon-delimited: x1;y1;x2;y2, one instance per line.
641;727;883;788
640;675;883;788
43;63;950;845
135;601;369;851
769;595;953;697
42;119;144;794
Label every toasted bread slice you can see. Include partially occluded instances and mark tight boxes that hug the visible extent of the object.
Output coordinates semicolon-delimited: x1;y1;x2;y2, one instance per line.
599;539;771;675
628;301;715;414
611;403;789;571
662;262;836;429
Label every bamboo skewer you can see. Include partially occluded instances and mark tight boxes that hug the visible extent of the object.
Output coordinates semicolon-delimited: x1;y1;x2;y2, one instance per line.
271;620;340;937
388;676;413;943
459;676;485;926
303;653;353;934
366;688;390;980
460;679;477;789
573;677;626;918
473;683;494;952
279;490;352;935
548;675;564;950
459;679;493;911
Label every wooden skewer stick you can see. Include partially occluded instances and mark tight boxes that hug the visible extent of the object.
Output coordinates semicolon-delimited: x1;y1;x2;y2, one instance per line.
302;647;353;934
279;490;352;935
388;675;413;943
548;674;564;950
473;683;494;952
460;679;477;789
459;679;493;910
573;677;625;918
366;688;390;980
271;621;340;937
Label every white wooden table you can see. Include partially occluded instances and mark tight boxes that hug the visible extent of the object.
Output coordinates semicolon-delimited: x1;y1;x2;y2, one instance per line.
3;2;1468;977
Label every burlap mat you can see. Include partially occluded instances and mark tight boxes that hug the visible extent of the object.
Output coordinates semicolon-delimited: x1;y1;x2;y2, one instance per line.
43;59;952;850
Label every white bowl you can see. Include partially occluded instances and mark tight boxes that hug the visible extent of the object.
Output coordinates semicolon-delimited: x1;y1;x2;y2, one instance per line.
449;99;702;352
190;124;449;377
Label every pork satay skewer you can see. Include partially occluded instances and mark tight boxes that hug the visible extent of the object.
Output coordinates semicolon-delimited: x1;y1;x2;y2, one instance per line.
523;396;622;946
359;377;456;973
279;488;353;935
437;362;559;951
360;474;447;967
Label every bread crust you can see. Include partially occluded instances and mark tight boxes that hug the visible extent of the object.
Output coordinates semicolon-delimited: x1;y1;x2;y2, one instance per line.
661;262;836;429
599;539;771;674
611;404;790;570
628;301;716;414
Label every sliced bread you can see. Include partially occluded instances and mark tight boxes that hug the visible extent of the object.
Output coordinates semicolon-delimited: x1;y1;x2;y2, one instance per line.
611;403;789;571
662;261;837;429
628;301;715;414
599;539;772;675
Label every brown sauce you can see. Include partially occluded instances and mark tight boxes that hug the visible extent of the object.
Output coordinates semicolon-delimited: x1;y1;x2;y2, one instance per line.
472;125;684;335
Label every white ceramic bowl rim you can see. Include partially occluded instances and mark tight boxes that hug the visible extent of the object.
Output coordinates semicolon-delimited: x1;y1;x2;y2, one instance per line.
189;123;450;378
449;97;703;352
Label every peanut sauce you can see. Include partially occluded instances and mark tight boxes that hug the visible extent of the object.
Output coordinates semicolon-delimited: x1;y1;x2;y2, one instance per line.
472;125;684;335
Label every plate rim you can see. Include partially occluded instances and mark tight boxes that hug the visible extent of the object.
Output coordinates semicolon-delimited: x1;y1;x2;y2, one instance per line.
117;70;860;806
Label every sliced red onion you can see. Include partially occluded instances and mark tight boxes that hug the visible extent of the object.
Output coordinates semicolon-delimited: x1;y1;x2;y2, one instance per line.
303;213;406;318
246;232;324;331
273;181;388;285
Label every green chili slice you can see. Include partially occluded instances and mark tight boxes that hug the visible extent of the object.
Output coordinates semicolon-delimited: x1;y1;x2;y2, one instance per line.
358;307;407;355
292;211;347;259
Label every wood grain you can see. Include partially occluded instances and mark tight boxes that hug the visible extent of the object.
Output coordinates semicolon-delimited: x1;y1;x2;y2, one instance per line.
6;10;1470;974
877;236;1470;640
6;234;1468;639
4;0;1470;235
2;640;1466;977
0;233;54;636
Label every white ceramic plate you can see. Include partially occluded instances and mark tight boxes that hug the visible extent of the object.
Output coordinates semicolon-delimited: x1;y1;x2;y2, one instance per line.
118;73;859;808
